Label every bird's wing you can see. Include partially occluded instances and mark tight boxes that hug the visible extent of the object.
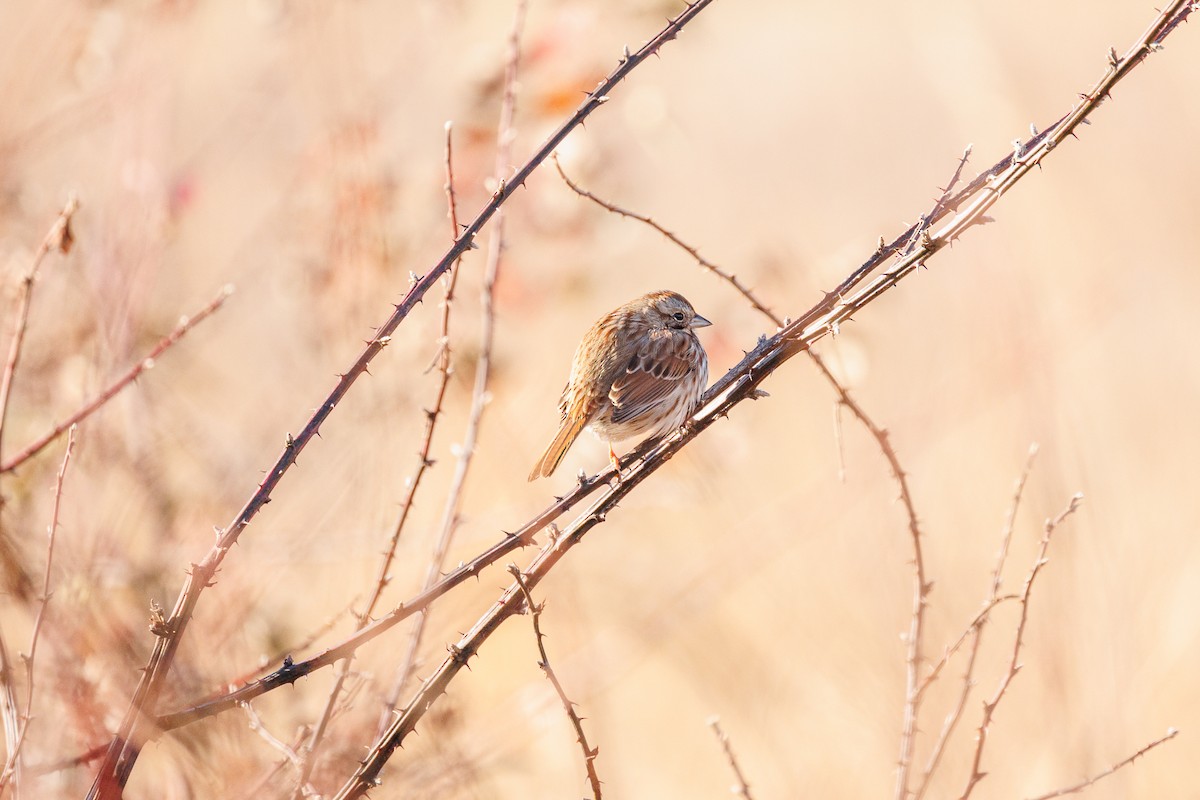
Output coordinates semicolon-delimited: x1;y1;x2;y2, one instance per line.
608;332;694;424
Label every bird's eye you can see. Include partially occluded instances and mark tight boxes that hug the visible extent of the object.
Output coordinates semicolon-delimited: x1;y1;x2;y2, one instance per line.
672;312;685;321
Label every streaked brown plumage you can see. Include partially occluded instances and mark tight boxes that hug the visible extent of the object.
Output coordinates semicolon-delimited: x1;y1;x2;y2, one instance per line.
528;290;711;480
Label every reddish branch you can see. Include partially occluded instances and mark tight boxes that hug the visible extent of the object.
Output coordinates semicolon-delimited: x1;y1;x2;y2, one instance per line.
709;718;754;800
957;494;1084;799
0;196;78;468
378;0;529;731
0;427;77;794
1;285;232;474
1025;728;1179;800
510;566;602;800
912;445;1039;799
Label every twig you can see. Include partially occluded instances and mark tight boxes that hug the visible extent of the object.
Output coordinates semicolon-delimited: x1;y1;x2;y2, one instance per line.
708;717;754;800
291;107;479;800
912;444;1038;799
958;493;1084;800
85;3;720;794
509;565;602;800
378;0;528;733
241;703;306;771
554;157;783;326
0;426;77;793
0;196;78;467
0;630;18;797
913;593;1020;705
154;477;607;732
26;743;107;778
369;120;468;724
900;146;973;256
239;702;318;798
1;285;232;474
1024;728;1180;800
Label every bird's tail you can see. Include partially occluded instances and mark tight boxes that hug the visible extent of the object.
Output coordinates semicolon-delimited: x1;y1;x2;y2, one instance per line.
528;416;587;481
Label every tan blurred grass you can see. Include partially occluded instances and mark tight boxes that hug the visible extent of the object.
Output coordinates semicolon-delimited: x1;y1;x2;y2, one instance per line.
1;1;1198;798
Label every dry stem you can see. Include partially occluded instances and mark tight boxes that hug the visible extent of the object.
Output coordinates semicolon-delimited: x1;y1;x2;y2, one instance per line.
0;196;78;466
1025;728;1180;800
554;156;783;326
957;493;1084;799
0;426;77;794
291;104;480;800
1;285;232;474
240;702;316;797
509;565;602;800
378;0;528;732
708;717;754;800
912;444;1039;799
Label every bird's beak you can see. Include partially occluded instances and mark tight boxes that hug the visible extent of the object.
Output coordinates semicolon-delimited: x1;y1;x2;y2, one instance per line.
691;314;712;329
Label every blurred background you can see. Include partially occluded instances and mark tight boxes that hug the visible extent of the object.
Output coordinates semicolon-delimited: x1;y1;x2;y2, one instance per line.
1;0;1198;797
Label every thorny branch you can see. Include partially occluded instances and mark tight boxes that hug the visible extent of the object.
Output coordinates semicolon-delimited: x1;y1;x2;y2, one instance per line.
709;717;754;800
912;444;1039;800
510;565;602;800
1;285;232;474
1025;728;1180;800
958;493;1084;800
0;196;78;467
378;0;528;732
0;426;76;794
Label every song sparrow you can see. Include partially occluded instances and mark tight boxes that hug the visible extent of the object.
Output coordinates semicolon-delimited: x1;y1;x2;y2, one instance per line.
528;290;711;480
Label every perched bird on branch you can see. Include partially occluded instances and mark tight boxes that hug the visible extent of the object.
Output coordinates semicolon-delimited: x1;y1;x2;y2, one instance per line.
529;290;710;480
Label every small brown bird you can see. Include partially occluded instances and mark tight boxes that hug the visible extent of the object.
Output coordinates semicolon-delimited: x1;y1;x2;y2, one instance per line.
528;290;711;481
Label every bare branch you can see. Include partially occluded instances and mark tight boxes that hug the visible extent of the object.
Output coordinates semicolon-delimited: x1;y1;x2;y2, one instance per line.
0;426;77;792
0;195;79;466
378;0;529;733
510;565;602;800
1025;728;1179;800
708;717;754;800
957;493;1084;800
913;444;1039;799
240;702;317;798
900;146;973;257
1;285;232;474
554;157;783;327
